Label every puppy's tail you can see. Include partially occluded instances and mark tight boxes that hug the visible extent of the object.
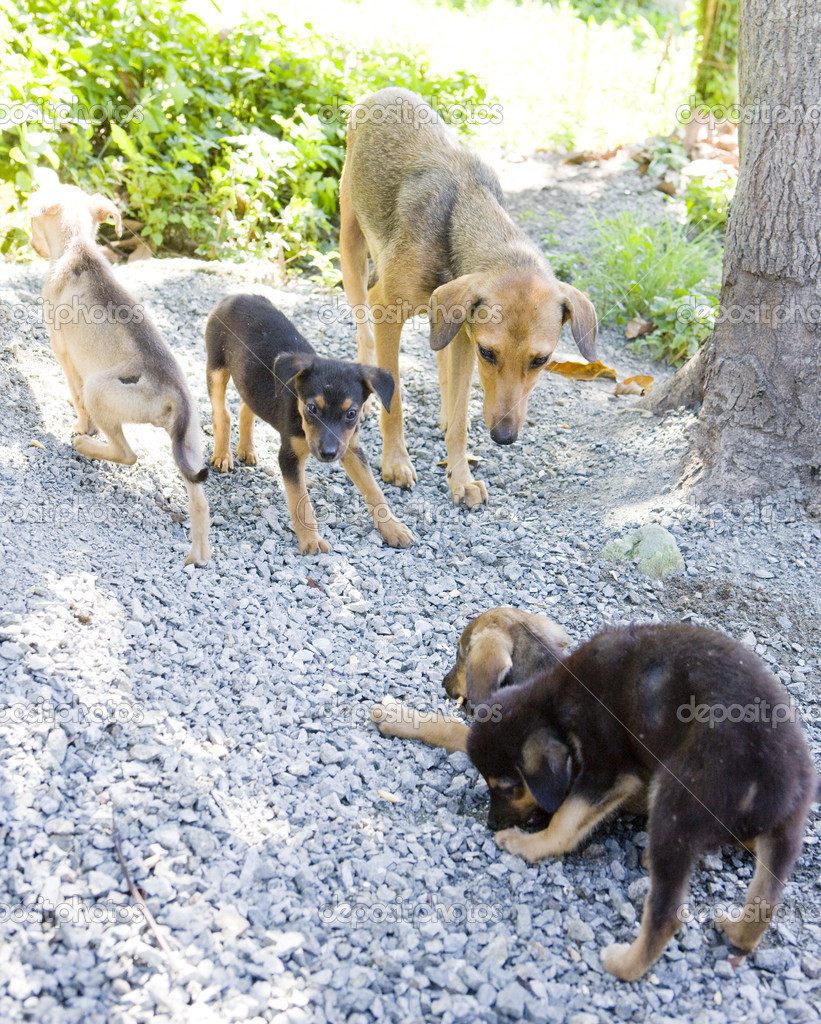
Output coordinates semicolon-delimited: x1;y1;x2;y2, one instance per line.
172;390;208;484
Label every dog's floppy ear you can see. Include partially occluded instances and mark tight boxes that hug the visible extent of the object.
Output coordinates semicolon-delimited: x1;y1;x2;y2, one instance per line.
527;615;572;663
465;627;514;704
559;283;598;363
428;272;487;351
360;365;395;412
273;352;314;396
28;191;62;219
87;194;123;237
518;727;573;813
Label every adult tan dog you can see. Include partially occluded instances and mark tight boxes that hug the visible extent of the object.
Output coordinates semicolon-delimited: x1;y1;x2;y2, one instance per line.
339;87;598;509
29;184;210;566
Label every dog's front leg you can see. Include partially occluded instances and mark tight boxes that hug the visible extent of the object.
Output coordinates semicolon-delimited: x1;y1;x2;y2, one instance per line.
279;438;330;555
445;330;487;509
374;317;416;489
341;445;414;548
495;775;643;862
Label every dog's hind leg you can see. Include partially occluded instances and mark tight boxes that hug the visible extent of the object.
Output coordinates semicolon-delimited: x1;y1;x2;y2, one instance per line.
237;401;258;466
601;780;702;980
184;479;211;567
716;814;806;951
207;366;233;472
339;174;375;366
73;374;138;465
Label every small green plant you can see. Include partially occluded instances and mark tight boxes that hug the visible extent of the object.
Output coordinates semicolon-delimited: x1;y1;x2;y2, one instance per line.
684;175;735;235
577;211;721;364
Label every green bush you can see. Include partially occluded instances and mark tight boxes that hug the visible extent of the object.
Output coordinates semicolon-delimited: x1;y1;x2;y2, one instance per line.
576;212;721;365
0;0;486;269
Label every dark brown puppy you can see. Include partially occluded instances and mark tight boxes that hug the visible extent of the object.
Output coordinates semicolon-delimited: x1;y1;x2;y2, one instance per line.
442;607;571;707
467;623;818;980
206;294;413;554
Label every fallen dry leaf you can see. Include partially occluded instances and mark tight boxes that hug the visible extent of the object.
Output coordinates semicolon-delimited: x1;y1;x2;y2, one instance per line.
563;146;621;165
545;359;617;381
614;374;655;396
377;789;401;804
29;440;44;449
624;318;655;340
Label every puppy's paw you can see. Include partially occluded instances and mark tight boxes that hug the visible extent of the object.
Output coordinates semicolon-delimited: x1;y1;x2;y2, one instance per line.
601;942;649;981
237;444;258;467
382;454;417;490
184;541;211;567
72;415;96;435
378;518;414;549
494;828;540;862
298;534;331;555
714;909;763;951
450;478;488;510
210;451;233;473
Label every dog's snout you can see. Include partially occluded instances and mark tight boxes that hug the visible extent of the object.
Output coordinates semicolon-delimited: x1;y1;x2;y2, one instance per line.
490;422;518;445
318;445;338;462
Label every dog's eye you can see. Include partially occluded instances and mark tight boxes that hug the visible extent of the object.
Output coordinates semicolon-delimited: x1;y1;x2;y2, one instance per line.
478;345;497;364
345;407;359;421
306;403;319;416
530;354;550;369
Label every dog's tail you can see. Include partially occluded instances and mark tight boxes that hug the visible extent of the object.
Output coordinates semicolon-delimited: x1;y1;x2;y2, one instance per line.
172;389;208;484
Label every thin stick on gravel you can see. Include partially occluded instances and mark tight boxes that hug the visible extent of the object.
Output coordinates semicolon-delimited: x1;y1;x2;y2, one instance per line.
112;809;180;975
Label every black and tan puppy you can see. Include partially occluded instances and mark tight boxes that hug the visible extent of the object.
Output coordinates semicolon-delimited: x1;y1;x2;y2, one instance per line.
374;621;818;980
443;607;571;706
205;294;413;554
340;87;598;509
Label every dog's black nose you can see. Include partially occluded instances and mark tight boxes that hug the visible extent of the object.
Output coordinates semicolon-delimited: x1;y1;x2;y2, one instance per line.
490;423;518;445
318;447;338;461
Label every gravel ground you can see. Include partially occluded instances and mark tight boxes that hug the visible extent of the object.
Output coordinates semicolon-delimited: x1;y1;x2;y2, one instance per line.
0;152;819;1024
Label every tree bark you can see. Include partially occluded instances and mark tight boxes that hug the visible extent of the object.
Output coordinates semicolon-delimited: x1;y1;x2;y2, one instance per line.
674;0;821;511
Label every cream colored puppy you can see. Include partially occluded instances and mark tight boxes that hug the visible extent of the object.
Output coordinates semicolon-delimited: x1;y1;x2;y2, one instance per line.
29;184;210;566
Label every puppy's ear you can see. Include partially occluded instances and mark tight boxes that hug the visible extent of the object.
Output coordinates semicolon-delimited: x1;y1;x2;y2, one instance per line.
518;728;573;813
527;615;572;662
87;194;123;237
428;272;487;351
465;627;514;704
273;352;314;396
559;283;598;363
360;365;395;411
28;192;62;219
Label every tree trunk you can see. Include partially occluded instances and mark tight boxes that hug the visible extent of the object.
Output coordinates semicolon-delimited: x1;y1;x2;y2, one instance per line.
673;0;821;512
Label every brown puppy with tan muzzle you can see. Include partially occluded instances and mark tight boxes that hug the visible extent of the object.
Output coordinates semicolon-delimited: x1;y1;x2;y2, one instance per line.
28;184;210;566
373;607;571;832
443;607;571;707
339;87;598;509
